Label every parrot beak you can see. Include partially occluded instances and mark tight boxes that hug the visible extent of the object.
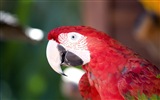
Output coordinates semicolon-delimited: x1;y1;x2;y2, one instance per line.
46;40;65;75
46;40;87;76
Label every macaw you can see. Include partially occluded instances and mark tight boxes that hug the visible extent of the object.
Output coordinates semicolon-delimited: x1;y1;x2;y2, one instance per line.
46;26;160;100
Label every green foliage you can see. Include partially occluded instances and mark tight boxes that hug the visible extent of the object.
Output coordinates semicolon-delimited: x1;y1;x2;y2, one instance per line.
0;0;81;100
16;0;33;25
27;74;47;95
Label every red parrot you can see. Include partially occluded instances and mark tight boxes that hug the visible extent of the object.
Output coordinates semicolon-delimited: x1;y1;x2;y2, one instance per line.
46;26;160;100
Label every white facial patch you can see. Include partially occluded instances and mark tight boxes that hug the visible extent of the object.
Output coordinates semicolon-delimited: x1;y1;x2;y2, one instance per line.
58;32;90;65
46;40;63;74
58;32;88;50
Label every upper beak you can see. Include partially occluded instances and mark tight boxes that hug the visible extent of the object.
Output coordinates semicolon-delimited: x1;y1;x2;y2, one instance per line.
46;40;84;76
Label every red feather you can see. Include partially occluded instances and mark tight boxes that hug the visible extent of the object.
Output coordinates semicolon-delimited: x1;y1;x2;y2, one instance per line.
79;73;101;100
48;26;160;100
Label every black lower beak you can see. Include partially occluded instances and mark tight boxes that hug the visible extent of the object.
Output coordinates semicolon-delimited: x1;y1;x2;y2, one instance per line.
57;45;83;67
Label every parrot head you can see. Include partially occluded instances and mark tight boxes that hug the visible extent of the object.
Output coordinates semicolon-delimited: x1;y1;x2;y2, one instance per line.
46;26;109;75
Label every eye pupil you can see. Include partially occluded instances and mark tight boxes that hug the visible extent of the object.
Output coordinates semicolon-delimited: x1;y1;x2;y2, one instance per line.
71;35;77;40
68;33;79;41
72;35;75;39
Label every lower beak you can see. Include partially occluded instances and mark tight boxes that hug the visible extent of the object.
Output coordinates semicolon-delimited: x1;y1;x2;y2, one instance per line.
46;40;83;76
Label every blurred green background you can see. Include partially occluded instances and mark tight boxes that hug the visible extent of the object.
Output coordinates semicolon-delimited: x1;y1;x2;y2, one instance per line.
0;0;82;100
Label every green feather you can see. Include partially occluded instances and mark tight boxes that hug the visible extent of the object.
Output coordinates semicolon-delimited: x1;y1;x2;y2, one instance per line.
137;93;148;100
149;94;160;100
156;74;160;78
137;93;160;100
124;91;160;100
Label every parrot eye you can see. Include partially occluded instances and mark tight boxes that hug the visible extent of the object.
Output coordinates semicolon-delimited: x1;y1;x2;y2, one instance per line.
58;32;88;50
68;32;81;42
71;34;77;40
